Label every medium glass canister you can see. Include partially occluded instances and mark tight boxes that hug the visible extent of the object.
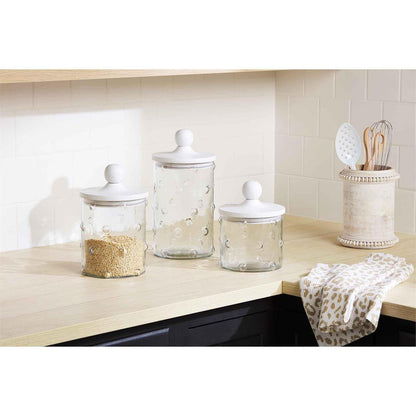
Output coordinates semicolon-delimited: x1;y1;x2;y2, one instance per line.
152;129;216;259
80;164;148;278
219;181;285;272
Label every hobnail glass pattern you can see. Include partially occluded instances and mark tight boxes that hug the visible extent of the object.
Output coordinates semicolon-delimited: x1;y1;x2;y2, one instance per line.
153;162;215;259
220;218;283;272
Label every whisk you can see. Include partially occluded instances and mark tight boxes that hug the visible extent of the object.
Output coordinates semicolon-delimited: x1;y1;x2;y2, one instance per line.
364;120;393;170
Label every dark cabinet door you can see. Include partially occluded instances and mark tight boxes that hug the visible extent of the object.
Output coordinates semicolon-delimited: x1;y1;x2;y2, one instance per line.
97;328;170;346
178;311;276;346
53;295;415;347
277;295;317;346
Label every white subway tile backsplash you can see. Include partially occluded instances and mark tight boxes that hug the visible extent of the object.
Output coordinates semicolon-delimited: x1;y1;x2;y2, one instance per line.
15;112;53;157
304;70;334;97
173;73;239;100
335;70;366;100
141;76;173;101
318;180;343;223
399;146;416;190
0;114;15;159
234;71;275;97
263;130;275;175
383;101;416;146
71;80;107;106
1;157;38;204
388;145;400;173
275;95;289;135
36;154;74;201
213;134;265;179
319;98;349;138
368;70;400;101
276;135;303;175
275;174;289;207
50;111;91;152
303;137;333;180
278;70;415;232
289;96;318;136
1;70;416;254
54;194;81;244
71;148;110;189
395;189;415;233
34;81;71;108
289;176;318;218
350;100;382;136
276;71;304;96
107;78;141;103
0;83;33;110
401;70;416;103
17;200;55;249
0;205;17;252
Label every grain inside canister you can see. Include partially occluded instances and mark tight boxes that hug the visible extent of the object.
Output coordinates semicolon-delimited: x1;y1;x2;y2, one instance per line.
83;235;145;278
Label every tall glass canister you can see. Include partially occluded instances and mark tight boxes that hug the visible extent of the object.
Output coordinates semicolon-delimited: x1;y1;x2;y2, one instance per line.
80;164;148;278
219;181;285;272
152;129;216;259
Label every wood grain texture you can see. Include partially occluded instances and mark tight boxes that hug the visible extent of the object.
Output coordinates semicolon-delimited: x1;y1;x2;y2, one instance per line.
0;69;267;84
0;215;414;346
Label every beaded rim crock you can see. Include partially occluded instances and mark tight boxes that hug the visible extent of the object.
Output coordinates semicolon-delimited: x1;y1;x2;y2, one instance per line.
339;166;400;183
337;236;399;249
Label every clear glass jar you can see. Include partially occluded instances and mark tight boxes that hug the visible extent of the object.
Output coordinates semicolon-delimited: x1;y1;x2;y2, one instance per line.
152;129;216;259
80;164;148;278
219;181;285;272
219;218;283;272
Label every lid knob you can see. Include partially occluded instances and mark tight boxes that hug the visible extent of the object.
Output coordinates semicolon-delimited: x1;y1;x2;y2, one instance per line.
243;180;262;200
175;129;194;147
104;163;125;184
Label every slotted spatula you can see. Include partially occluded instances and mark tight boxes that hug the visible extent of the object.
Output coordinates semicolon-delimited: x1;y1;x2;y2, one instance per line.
335;123;361;170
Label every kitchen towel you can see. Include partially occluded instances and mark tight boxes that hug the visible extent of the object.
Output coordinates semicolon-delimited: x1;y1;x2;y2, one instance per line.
300;253;414;346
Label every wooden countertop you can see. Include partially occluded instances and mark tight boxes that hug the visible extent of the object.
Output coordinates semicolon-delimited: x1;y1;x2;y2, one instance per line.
1;216;415;346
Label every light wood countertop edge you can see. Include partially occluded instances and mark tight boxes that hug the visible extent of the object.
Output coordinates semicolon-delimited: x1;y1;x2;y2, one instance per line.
282;281;416;322
0;282;282;347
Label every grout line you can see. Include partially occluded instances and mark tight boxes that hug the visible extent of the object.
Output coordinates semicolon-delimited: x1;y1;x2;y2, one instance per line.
399;70;402;102
365;70;368;100
316;179;320;219
316;97;320;136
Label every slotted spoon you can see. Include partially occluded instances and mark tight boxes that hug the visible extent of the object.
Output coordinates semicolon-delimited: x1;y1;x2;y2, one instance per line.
335;123;361;170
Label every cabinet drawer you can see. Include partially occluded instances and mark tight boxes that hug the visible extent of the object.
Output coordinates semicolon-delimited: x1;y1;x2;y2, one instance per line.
98;328;170;346
183;311;275;346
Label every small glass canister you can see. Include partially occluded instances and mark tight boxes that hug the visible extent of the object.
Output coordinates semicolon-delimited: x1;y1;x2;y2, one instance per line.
152;129;216;259
80;164;148;278
219;181;285;272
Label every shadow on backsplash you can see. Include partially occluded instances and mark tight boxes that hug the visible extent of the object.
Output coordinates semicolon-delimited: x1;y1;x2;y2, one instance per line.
29;177;80;247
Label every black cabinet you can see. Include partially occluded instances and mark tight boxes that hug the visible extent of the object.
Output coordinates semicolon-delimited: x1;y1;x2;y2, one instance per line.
54;295;415;347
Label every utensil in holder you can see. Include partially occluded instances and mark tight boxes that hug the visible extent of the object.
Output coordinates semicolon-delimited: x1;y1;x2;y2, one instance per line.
338;165;400;249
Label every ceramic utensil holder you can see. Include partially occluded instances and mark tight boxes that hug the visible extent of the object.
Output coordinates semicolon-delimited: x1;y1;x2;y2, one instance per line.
338;165;400;249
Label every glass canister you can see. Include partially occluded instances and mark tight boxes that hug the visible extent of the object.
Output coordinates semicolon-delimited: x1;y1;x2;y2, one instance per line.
152;129;216;259
80;164;148;278
219;181;285;272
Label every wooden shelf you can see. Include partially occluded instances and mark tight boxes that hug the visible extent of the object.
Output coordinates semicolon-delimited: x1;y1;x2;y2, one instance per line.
0;69;268;84
1;215;415;346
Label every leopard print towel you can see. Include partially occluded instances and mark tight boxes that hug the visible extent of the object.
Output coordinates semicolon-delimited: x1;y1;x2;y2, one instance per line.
300;253;414;346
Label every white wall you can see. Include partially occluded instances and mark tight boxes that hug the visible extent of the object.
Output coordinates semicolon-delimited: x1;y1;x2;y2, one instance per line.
1;69;415;253
0;72;276;252
274;70;416;234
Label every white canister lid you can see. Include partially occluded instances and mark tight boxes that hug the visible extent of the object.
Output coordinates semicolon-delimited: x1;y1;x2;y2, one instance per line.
219;181;285;221
80;164;148;203
152;129;216;165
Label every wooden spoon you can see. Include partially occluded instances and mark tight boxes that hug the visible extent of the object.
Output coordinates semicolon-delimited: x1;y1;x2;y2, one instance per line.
363;127;373;170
